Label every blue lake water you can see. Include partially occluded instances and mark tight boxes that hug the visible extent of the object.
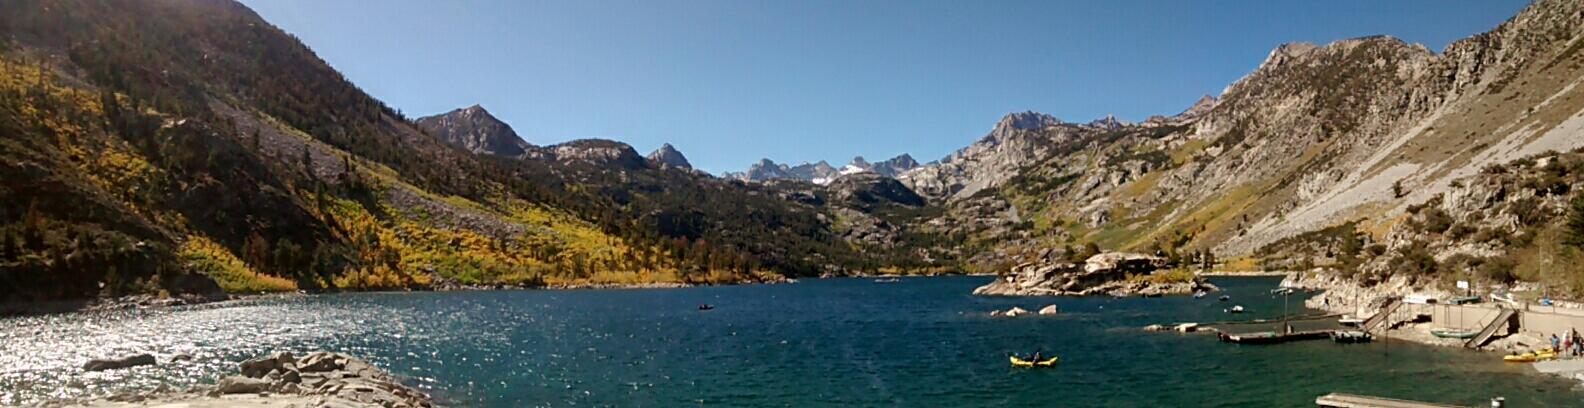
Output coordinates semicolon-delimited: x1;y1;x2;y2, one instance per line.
2;276;1582;406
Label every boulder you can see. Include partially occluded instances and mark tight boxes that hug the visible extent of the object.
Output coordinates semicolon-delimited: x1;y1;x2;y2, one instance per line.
240;351;295;378
297;352;347;373
214;375;273;394
83;354;156;371
1038;305;1059;315
1004;307;1030;317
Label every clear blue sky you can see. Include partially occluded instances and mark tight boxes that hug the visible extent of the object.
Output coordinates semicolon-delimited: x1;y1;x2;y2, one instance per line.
239;0;1528;174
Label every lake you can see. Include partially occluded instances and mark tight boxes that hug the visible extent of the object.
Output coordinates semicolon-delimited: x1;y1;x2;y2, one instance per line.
2;276;1581;406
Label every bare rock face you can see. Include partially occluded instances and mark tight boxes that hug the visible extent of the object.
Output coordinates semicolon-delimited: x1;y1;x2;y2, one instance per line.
543;139;647;169
416;105;532;157
646;143;693;169
973;252;1214;297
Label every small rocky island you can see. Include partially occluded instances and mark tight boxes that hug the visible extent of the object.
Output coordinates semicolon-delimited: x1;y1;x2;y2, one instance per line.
973;251;1217;297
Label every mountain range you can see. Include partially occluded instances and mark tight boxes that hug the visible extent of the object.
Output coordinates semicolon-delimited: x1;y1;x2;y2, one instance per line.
723;154;920;184
4;0;1584;305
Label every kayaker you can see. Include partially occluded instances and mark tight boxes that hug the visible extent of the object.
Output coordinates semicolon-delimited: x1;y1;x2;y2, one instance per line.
1029;350;1044;362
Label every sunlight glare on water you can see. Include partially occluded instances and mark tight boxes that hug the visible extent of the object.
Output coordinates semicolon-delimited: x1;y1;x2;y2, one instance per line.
3;277;1582;407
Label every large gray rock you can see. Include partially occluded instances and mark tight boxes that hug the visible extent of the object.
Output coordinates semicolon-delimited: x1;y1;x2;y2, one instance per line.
240;351;295;378
83;354;156;371
974;252;1214;297
214;375;273;394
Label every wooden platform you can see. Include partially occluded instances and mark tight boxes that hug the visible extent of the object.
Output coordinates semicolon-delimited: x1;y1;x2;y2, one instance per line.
1315;393;1468;408
1219;329;1334;344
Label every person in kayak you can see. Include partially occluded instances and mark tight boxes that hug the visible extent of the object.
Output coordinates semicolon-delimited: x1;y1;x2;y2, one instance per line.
1028;350;1044;362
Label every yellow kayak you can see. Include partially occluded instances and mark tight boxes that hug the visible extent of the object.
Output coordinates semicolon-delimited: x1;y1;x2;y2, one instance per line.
1009;355;1059;367
1504;349;1558;363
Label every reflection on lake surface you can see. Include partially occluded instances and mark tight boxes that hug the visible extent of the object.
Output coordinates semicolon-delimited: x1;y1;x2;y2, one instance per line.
3;276;1581;406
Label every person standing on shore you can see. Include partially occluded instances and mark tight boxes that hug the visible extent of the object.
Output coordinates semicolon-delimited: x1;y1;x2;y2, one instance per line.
1551;333;1561;352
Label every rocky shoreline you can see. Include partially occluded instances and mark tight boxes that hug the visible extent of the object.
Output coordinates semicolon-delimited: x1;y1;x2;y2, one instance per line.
1281;270;1559;354
973;252;1218;297
67;351;435;408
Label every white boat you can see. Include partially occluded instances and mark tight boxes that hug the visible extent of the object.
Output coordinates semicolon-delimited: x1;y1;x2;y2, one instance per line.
1406;294;1444;303
1225;305;1246;314
1337;316;1365;327
1194;291;1207;299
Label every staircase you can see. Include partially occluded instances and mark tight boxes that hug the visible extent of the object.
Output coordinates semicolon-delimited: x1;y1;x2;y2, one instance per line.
1465;308;1519;349
1360;299;1402;333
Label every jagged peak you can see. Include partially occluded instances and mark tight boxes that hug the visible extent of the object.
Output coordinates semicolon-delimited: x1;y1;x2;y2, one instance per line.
1085;114;1128;130
995;111;1063;132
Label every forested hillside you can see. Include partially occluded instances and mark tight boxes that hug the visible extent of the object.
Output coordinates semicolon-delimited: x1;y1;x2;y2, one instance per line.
0;0;956;306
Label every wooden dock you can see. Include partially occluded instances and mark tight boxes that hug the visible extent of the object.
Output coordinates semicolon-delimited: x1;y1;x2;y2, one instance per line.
1315;393;1469;408
1219;329;1334;344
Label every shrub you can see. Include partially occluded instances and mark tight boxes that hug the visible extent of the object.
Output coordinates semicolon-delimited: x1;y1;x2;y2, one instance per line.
179;235;297;293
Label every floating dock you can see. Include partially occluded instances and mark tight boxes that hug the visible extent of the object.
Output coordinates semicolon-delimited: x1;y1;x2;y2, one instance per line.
1218;329;1334;344
1315;393;1469;408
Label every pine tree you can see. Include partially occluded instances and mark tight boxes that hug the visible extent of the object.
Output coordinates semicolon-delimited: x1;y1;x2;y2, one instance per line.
1565;196;1584;249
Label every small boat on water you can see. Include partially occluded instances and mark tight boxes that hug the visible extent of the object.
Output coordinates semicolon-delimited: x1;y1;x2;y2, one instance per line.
1219;295;1231;302
1430;328;1479;339
1225;305;1245;314
873;278;901;283
1270;287;1294;296
1193;291;1207;299
1331;331;1372;344
1337;316;1365;327
697;304;715;311
1009;355;1059;367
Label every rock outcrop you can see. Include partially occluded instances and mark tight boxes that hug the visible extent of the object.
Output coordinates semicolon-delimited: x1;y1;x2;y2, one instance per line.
81;351;436;407
543;139;648;169
82;354;157;371
973;252;1216;297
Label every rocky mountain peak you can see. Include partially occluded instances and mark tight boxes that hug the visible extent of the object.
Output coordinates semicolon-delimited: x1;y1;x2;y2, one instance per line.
416;104;532;157
646;143;692;169
1258;42;1320;70
1085;114;1126;130
1181;95;1217;118
995;111;1063;133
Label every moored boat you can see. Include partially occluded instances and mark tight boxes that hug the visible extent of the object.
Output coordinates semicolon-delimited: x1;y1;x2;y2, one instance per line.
1331;330;1372;343
1429;328;1478;339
